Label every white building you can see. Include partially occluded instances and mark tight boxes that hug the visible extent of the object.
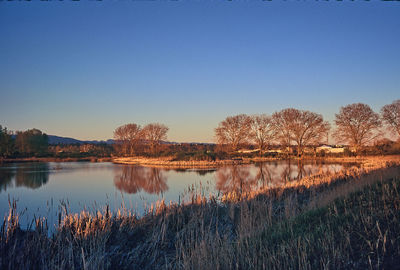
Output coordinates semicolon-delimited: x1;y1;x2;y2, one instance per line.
316;145;346;154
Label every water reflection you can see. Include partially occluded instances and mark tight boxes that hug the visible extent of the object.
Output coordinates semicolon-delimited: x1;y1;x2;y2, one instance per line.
0;161;357;231
196;169;217;176
216;165;258;195
254;162;273;188
167;168;216;176
0;161;356;199
15;163;50;189
278;160;307;184
0;168;15;192
215;161;348;194
114;165;168;195
0;163;49;191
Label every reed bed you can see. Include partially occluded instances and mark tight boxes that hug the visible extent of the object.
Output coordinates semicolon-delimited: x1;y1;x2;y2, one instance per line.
1;157;400;269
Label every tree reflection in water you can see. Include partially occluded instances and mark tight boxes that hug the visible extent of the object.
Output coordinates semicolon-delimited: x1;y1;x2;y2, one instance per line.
0;167;16;192
254;162;273;188
215;161;341;195
278;161;316;184
216;165;258;196
16;163;50;189
0;163;50;191
114;165;168;195
195;169;216;176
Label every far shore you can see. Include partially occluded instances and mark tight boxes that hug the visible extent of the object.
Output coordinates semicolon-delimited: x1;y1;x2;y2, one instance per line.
112;157;249;168
2;155;400;168
112;155;400;168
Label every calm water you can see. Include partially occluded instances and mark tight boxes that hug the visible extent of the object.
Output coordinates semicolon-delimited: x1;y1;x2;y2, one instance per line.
0;161;355;230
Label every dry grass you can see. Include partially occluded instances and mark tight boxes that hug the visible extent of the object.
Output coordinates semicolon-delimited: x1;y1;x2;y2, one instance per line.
1;157;400;269
113;156;250;168
113;154;400;169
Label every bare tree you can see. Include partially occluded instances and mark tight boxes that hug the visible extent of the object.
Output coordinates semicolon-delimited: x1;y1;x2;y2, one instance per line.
271;109;298;154
290;110;330;156
334;103;382;152
249;114;275;156
114;125;128;155
381;99;400;138
113;123;142;156
0;125;14;158
215;114;252;152
142;123;169;155
271;109;330;156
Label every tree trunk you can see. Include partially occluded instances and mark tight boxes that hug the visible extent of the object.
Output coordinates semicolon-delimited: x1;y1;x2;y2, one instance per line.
297;144;302;158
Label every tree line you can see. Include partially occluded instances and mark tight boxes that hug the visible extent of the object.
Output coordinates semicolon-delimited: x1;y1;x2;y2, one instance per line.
113;123;169;156
1;100;399;159
215;100;400;156
0;127;48;158
0;127;112;158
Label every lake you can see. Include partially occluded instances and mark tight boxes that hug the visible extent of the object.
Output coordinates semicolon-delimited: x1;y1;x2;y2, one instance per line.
0;161;356;230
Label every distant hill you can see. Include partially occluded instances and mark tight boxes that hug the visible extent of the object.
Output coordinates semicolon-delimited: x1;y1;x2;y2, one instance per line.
49;137;216;146
12;134;213;146
47;135;115;145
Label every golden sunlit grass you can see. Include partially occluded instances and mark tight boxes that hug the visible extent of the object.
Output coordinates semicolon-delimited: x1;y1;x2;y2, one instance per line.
1;156;400;269
113;156;250;168
113;154;400;169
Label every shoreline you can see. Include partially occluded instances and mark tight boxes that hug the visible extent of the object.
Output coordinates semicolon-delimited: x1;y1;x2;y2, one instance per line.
112;157;249;168
2;155;399;168
112;155;400;168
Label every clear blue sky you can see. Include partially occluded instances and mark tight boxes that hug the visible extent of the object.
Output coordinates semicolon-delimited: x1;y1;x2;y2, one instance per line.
1;1;399;142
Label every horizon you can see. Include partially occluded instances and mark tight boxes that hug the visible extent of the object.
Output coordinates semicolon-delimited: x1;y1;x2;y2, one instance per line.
1;1;399;143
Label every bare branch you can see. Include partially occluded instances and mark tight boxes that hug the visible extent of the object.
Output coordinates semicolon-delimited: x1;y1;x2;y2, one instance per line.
381;99;400;138
334;103;381;151
142;123;169;155
113;123;142;156
249;114;275;155
215;114;252;152
271;108;330;156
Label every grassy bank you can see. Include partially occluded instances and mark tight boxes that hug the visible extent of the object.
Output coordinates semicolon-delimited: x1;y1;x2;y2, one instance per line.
1;159;400;269
112;156;251;168
113;155;400;169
